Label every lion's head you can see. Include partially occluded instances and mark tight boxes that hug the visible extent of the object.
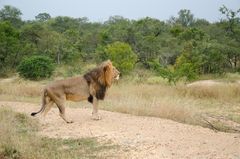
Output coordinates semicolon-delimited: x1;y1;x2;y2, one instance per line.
100;60;120;86
83;60;120;99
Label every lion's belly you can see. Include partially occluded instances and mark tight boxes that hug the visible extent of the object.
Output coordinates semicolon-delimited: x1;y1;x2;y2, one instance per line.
66;94;87;102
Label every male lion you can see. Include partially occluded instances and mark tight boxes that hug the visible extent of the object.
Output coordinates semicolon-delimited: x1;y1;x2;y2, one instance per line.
31;60;120;123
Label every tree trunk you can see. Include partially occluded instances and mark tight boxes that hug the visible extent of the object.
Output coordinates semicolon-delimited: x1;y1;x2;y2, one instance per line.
57;52;60;65
234;55;237;69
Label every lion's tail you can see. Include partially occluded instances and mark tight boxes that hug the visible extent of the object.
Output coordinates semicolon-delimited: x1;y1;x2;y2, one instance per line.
31;88;47;116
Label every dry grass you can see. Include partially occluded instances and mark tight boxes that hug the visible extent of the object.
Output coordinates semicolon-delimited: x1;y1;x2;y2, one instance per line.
0;108;117;159
0;76;240;132
104;83;194;122
0;77;42;97
103;80;240;132
179;81;240;102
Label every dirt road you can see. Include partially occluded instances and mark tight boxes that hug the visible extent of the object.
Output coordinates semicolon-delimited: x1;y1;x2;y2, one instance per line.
1;101;240;159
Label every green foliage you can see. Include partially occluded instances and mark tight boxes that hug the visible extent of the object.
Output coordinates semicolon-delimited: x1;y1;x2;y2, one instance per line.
103;16;132;44
132;17;169;65
35;13;51;22
148;59;178;84
170;25;184;37
179;28;205;41
17;56;55;80
177;9;195;27
49;16;83;33
0;21;20;76
0;5;22;27
200;42;229;74
149;57;198;83
169;9;195;27
174;42;201;81
99;42;137;74
0;5;240;80
219;5;240;35
175;63;198;81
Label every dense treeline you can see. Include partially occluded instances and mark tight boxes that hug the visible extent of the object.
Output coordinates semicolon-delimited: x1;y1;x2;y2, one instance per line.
0;5;240;80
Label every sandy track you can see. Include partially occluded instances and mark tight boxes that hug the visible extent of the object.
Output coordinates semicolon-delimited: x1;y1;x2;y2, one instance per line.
0;101;240;159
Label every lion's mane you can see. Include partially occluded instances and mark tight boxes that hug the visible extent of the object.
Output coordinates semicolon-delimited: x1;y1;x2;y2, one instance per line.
83;60;113;100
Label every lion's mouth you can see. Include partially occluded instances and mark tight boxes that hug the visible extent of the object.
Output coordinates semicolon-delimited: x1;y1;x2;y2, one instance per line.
115;75;120;80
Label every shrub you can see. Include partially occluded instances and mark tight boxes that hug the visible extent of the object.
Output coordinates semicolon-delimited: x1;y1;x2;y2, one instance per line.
175;62;198;81
17;56;55;80
174;42;200;81
98;42;137;74
148;59;178;84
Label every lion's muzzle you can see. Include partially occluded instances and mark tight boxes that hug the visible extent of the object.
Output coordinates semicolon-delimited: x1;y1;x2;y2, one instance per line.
115;74;120;80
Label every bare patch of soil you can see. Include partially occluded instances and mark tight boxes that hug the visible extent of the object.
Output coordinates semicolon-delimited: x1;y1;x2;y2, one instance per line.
0;101;240;159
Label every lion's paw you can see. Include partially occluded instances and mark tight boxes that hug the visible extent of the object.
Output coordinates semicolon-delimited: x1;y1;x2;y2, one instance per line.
91;113;101;120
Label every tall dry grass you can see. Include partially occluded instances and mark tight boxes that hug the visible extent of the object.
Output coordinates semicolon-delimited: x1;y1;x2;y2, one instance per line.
0;77;42;97
103;83;199;125
1;76;240;132
178;82;240;102
102;81;240;131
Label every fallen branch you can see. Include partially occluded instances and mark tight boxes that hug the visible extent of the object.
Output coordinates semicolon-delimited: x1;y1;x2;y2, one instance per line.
201;117;219;132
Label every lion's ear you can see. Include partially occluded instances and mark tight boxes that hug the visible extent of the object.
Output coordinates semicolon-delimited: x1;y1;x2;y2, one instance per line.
103;60;112;71
105;60;112;65
103;65;108;72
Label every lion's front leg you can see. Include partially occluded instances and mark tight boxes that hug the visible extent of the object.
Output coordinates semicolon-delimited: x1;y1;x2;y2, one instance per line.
91;97;101;120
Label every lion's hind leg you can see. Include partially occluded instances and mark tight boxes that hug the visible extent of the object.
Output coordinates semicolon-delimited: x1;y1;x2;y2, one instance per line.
45;89;73;123
42;100;54;117
57;101;73;123
59;106;73;123
55;96;73;124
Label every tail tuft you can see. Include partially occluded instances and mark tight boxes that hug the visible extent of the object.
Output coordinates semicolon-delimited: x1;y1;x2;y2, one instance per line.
31;112;37;116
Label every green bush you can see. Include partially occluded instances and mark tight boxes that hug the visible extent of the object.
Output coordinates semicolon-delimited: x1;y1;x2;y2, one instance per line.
17;56;55;80
174;42;200;81
98;42;137;74
175;63;198;81
148;59;178;84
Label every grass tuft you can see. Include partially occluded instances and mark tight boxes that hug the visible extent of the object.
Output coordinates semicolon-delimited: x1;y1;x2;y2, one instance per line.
0;108;117;159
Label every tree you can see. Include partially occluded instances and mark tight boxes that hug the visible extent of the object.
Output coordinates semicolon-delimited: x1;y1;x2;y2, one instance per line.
192;19;210;28
148;59;178;84
98;42;137;74
179;28;205;42
20;23;44;46
169;9;195;27
201;42;228;73
0;21;20;75
35;13;51;22
1;5;240;78
178;9;195;27
36;28;79;64
49;16;82;33
174;42;201;80
219;5;240;35
219;5;240;70
132;17;169;66
102;16;132;44
133;17;165;37
0;5;22;27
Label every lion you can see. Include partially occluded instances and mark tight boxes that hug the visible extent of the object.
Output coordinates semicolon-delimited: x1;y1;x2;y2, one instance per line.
31;60;120;123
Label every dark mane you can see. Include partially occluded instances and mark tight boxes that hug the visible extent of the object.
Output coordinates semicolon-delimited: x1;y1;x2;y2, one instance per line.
83;67;102;85
95;83;107;99
83;67;107;100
